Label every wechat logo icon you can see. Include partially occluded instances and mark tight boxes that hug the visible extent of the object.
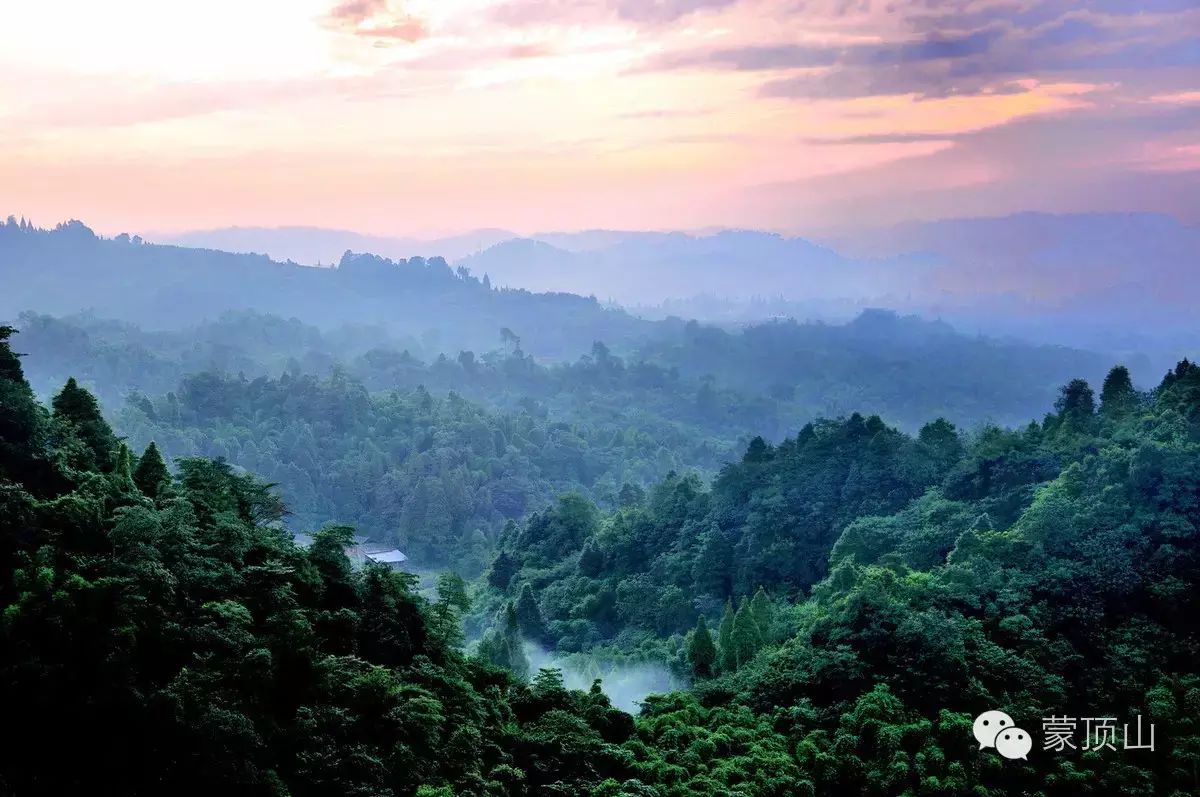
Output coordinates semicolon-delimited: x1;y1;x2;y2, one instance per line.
974;710;1032;760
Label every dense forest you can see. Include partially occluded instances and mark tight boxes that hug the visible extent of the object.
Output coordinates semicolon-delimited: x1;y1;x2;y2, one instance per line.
7;0;1197;791
4;215;1118;429
3;316;1199;794
11;307;1114;436
6;309;1115;572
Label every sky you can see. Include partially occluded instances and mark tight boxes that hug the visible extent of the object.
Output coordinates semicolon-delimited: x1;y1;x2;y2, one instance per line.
1;0;1197;237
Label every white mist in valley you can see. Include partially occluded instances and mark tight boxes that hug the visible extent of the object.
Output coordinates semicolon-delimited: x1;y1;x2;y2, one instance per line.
525;643;687;714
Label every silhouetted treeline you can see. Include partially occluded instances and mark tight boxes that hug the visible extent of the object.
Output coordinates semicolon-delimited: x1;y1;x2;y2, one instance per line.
0;218;663;359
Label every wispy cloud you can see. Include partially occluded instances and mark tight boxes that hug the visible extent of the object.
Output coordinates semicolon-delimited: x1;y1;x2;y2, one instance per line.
801;131;960;146
2;0;1197;234
618;107;715;119
491;0;741;27
637;1;1200;99
750;100;1200;230
324;0;428;41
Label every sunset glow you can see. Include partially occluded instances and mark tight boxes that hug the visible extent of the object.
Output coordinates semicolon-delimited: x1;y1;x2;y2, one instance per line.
2;0;1197;235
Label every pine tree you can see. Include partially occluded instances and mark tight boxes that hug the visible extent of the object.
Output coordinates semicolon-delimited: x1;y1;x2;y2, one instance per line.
114;443;136;490
1100;365;1136;416
743;436;772;463
0;325;26;383
732;599;762;668
51;377;117;470
133;441;170;498
500;603;530;680
750;586;771;643
488;550;520;590
918;418;963;466
477;603;529;680
308;524;357;608
617;482;645;508
432;572;471;647
437;572;471;613
1054;378;1096;429
717;600;736;672
692;524;732;598
686;616;717;678
0;326;46;481
514;582;547;641
578;537;605;577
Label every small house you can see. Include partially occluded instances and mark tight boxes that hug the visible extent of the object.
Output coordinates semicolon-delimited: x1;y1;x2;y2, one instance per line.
365;549;409;570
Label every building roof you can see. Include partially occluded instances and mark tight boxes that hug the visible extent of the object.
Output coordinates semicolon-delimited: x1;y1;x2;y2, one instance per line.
366;549;408;564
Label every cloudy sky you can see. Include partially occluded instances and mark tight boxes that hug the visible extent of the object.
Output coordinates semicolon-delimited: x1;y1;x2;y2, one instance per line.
1;0;1197;236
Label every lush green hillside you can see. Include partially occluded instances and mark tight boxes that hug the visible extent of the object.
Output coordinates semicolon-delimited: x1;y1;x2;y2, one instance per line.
635;310;1122;429
4;322;1199;795
7;310;1118;574
115;367;725;573
12;307;1114;435
477;360;1200;795
0;325;641;795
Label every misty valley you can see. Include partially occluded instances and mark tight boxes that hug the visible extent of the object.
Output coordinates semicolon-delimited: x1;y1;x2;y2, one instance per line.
8;0;1200;792
3;213;1200;796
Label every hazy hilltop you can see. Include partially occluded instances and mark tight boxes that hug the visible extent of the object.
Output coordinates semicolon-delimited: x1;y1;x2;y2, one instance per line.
151;212;1200;366
0;218;660;360
458;230;904;306
0;213;1144;427
160;225;921;307
823;212;1200;354
156;225;518;265
830;211;1198;272
4;213;1128;563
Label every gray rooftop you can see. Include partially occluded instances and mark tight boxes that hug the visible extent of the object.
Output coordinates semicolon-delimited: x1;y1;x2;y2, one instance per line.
366;549;408;564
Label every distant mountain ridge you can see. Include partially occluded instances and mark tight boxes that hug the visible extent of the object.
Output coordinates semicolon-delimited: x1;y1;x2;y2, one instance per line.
155;225;519;264
823;211;1200;361
0;219;662;360
458;229;908;305
10;211;1200;368
132;223;926;310
157;213;1200;346
153;226;741;264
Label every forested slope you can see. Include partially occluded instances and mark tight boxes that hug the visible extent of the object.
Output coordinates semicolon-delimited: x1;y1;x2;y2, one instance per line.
6;310;1117;572
477;361;1200;795
12;307;1114;435
0;325;640;795
4;322;1200;794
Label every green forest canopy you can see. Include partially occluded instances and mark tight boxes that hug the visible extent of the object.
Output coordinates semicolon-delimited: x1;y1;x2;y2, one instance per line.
8;310;1116;572
3;323;1199;795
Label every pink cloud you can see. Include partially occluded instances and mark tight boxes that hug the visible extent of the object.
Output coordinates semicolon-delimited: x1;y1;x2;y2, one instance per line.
508;42;557;60
324;0;427;42
491;0;739;27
